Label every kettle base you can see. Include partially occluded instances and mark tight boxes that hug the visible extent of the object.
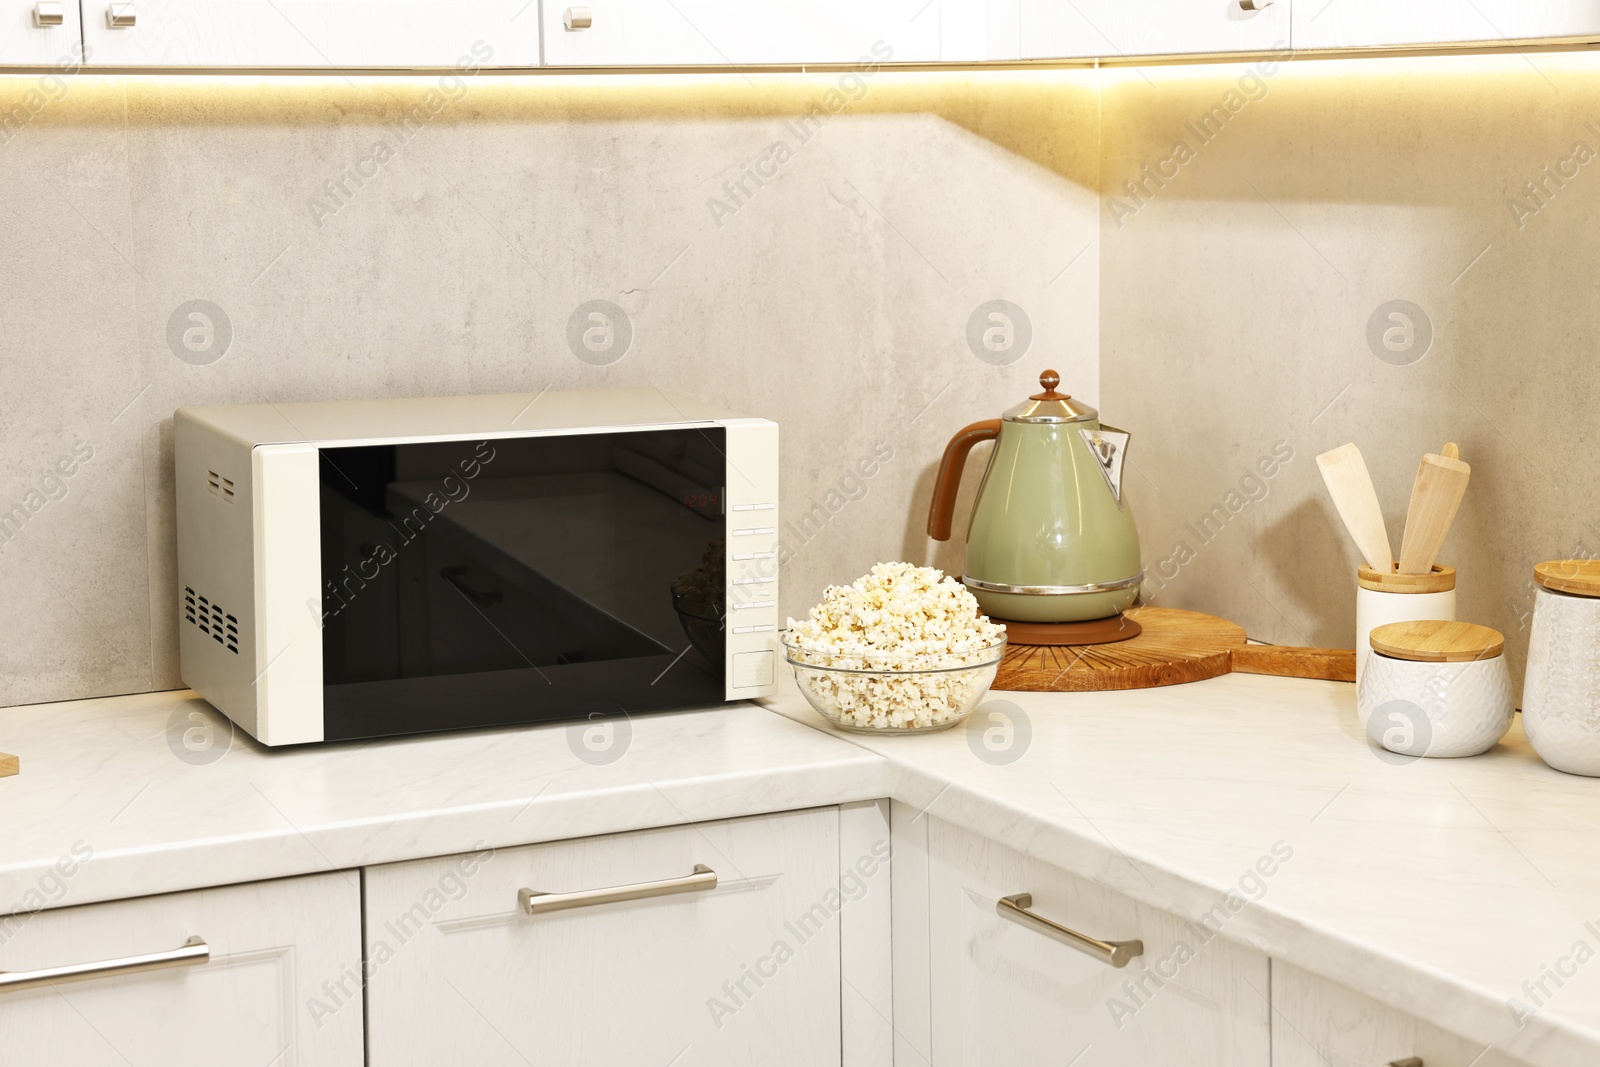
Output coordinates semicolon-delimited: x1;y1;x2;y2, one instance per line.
970;583;1140;625
991;614;1142;647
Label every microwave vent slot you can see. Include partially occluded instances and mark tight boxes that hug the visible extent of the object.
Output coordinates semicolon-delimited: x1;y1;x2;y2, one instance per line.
206;470;236;502
183;585;239;654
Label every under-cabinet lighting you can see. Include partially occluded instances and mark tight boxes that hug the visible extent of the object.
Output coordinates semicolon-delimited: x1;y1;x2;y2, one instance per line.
3;44;1595;101
1101;46;1600;85
0;67;1103;121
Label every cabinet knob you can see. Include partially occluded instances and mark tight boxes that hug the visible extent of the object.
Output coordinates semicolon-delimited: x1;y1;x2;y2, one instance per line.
32;0;63;26
1238;0;1275;8
563;5;592;30
106;1;135;27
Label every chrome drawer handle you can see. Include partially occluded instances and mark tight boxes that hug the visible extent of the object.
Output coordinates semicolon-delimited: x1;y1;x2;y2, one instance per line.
33;1;63;26
997;894;1142;968
106;1;135;27
520;864;716;916
1388;1060;1423;1067
1239;0;1275;8
0;935;209;993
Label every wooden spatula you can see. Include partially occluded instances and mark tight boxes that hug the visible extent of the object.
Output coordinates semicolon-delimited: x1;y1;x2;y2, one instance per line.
1397;446;1470;574
1317;443;1393;572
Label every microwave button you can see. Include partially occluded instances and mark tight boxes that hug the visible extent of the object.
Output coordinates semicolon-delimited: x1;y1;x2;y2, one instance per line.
732;624;775;634
731;503;775;511
732;527;776;536
731;577;770;586
732;650;775;687
732;552;776;561
734;600;775;610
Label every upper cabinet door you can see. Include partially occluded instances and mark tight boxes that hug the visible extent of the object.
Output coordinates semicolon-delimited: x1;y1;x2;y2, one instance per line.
542;0;939;66
1;0;84;65
80;0;539;68
1021;0;1290;60
1294;0;1600;50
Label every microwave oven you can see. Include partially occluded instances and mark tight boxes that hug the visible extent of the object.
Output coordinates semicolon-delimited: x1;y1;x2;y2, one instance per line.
174;389;779;746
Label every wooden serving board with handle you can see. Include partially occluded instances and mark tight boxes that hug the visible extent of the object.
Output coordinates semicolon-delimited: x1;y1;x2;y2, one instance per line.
992;606;1354;692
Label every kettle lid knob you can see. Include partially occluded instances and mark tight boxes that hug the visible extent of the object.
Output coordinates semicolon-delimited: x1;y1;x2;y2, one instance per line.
1030;369;1068;401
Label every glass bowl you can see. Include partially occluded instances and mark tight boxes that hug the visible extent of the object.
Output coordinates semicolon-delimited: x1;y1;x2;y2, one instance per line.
780;633;1008;734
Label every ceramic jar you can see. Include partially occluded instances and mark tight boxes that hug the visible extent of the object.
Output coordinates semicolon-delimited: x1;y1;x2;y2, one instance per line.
1354;565;1456;689
1357;620;1513;758
1522;560;1600;777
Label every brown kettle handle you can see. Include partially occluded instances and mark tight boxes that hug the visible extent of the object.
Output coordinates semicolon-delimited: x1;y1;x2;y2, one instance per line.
927;419;1002;541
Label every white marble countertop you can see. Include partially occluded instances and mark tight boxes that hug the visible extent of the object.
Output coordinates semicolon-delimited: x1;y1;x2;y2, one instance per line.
5;674;1599;1067
0;689;887;912
765;672;1600;1067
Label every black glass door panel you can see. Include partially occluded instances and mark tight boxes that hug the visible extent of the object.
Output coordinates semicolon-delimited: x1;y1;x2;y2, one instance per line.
317;430;727;741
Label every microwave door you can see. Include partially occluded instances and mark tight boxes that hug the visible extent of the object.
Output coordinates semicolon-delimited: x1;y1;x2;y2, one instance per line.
316;432;729;741
390;476;676;671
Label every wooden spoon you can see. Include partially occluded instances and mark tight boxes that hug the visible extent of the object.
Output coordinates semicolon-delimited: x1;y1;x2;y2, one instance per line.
1397;448;1470;575
1317;443;1393;572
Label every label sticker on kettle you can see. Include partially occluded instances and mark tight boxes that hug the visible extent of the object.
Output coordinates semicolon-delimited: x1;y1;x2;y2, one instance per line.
1079;428;1130;505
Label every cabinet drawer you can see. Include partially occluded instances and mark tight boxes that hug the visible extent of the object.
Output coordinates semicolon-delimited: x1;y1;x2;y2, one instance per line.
924;816;1270;1067
365;807;851;1067
1292;1;1600;52
542;0;936;66
1021;0;1289;60
1272;962;1532;1067
0;870;363;1067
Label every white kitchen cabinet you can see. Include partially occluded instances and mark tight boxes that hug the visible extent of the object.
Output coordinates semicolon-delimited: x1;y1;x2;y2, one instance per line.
79;0;538;68
541;0;937;66
918;814;1271;1067
0;870;363;1066
1021;0;1290;60
365;807;860;1067
935;0;1022;62
1293;0;1600;52
1272;962;1533;1067
0;0;83;66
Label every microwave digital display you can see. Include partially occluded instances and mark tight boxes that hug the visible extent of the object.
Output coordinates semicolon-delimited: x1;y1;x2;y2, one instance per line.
315;429;729;741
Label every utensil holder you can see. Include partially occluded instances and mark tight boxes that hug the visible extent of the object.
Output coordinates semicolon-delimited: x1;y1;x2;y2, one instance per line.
1354;565;1456;691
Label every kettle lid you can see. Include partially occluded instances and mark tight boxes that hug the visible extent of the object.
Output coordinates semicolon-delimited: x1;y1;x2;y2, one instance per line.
1002;370;1098;424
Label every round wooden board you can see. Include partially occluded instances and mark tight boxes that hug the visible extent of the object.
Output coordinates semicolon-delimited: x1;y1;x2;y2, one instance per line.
993;606;1248;692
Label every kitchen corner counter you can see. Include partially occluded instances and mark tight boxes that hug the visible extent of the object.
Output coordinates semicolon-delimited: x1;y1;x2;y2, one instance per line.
764;672;1600;1067
0;690;888;914
6;673;1600;1067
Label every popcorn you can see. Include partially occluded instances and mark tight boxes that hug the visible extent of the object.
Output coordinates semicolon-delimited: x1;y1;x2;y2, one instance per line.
784;563;1006;730
673;539;725;605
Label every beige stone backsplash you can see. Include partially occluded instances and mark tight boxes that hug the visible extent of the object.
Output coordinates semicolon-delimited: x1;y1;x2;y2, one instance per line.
0;71;1099;705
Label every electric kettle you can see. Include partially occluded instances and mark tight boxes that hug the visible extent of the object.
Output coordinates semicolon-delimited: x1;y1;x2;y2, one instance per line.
927;370;1142;623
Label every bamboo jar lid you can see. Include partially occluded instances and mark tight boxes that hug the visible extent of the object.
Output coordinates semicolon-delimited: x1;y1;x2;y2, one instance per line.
1369;620;1504;662
1534;560;1600;598
1357;564;1456;594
